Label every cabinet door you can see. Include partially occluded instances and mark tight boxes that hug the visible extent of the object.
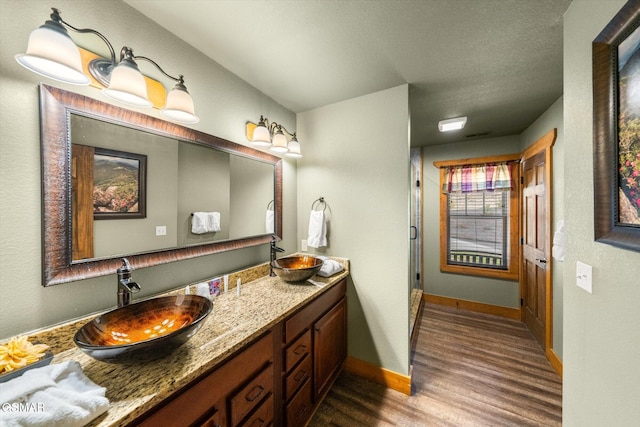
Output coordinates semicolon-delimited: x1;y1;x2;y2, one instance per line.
313;298;347;400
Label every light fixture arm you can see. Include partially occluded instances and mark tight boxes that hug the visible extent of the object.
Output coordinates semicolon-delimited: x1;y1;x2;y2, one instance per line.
258;116;295;139
50;8;116;66
276;124;296;139
133;54;184;85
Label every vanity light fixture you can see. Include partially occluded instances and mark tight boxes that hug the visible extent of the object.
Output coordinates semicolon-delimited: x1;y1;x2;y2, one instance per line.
438;116;467;132
249;115;302;158
16;8;199;124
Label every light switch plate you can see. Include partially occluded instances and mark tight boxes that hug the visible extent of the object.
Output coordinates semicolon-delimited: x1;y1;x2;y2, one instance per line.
576;261;592;293
156;225;167;236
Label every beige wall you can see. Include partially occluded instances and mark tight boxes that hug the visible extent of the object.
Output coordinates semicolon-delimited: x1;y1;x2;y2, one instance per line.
0;0;297;339
422;135;522;308
563;0;640;425
296;85;411;375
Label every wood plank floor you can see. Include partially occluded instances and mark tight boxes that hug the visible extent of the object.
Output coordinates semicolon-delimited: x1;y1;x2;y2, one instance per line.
309;303;562;426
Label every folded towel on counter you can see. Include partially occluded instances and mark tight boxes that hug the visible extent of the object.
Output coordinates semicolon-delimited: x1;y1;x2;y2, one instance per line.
307;210;327;248
265;209;275;234
316;256;344;278
191;212;221;234
0;360;109;427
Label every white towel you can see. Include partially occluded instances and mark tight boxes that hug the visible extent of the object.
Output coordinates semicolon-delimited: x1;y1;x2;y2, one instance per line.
192;212;221;234
265;209;275;234
0;360;109;427
307;210;327;248
315;256;344;277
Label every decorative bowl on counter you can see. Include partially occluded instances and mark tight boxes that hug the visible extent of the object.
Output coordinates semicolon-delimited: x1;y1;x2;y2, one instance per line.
74;294;213;363
271;255;323;283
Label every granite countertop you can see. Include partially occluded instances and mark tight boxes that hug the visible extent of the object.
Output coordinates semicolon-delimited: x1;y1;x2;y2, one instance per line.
17;256;349;427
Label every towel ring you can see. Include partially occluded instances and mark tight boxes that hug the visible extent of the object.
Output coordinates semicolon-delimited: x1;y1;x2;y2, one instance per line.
267;200;274;210
311;197;326;212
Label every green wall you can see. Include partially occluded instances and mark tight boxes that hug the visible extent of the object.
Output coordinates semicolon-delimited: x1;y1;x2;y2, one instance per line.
563;0;640;425
296;85;411;375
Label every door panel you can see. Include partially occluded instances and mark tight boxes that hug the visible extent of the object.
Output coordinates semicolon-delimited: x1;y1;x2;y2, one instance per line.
522;151;546;349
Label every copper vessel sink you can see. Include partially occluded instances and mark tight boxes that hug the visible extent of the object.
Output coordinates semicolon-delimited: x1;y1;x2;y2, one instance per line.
271;255;323;283
74;295;212;363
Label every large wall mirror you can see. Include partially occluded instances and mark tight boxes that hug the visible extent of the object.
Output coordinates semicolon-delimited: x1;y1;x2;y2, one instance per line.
40;84;282;287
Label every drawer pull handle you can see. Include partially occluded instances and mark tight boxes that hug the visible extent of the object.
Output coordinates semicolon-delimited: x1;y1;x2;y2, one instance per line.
294;370;307;382
293;344;307;355
245;385;265;402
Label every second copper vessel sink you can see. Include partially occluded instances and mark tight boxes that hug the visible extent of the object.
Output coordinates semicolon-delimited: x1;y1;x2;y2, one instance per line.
271;255;323;283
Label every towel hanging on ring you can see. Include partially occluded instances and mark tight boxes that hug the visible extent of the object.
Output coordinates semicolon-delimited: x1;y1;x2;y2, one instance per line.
307;197;327;248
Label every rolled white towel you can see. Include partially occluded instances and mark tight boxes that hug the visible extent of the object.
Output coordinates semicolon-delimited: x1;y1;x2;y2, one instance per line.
315;256;344;278
0;360;109;427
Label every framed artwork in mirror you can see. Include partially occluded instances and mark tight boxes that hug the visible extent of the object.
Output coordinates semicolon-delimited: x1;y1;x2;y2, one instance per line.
93;147;147;220
592;0;640;252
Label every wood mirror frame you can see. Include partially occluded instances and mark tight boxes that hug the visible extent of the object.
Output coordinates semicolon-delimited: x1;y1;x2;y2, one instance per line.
40;84;283;286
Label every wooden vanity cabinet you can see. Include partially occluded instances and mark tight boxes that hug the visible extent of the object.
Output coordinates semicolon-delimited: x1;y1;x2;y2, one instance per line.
135;332;274;427
283;278;347;427
133;277;347;427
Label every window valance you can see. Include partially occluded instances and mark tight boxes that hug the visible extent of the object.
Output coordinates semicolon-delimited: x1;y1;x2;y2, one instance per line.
442;162;515;193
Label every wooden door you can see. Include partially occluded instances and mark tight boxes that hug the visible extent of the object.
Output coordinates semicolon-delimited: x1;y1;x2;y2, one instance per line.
71;144;94;261
521;150;548;349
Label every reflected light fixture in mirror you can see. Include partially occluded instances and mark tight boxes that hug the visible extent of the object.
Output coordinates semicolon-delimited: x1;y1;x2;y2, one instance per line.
248;115;303;158
16;8;199;124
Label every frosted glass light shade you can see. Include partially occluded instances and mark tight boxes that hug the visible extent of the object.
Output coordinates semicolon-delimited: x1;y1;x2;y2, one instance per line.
270;131;289;153
251;124;272;147
285;139;302;158
15;24;89;85
102;59;152;107
162;85;199;124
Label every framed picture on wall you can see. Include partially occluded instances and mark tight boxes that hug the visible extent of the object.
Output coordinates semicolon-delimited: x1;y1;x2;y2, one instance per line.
93;147;147;220
592;0;640;252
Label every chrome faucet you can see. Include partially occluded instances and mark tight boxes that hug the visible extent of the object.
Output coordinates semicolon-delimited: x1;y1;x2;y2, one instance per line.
117;258;141;307
269;237;285;277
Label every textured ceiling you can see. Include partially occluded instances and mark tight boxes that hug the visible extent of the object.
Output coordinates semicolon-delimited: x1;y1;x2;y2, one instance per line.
124;0;571;147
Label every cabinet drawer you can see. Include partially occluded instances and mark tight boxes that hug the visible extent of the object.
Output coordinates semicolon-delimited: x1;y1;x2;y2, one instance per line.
135;332;272;427
285;353;312;402
230;363;274;426
284;329;311;373
286;378;313;427
285;279;346;343
243;392;274;427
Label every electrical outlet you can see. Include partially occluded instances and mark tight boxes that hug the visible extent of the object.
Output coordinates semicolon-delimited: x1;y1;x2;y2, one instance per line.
301;239;308;251
576;261;592;293
156;225;167;236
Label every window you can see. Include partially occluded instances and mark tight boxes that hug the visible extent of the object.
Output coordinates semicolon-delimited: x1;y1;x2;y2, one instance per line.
447;191;509;269
435;158;520;280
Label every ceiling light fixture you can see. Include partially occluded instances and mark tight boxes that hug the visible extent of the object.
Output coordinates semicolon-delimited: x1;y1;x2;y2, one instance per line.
247;116;302;158
438;116;467;132
16;8;199;124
